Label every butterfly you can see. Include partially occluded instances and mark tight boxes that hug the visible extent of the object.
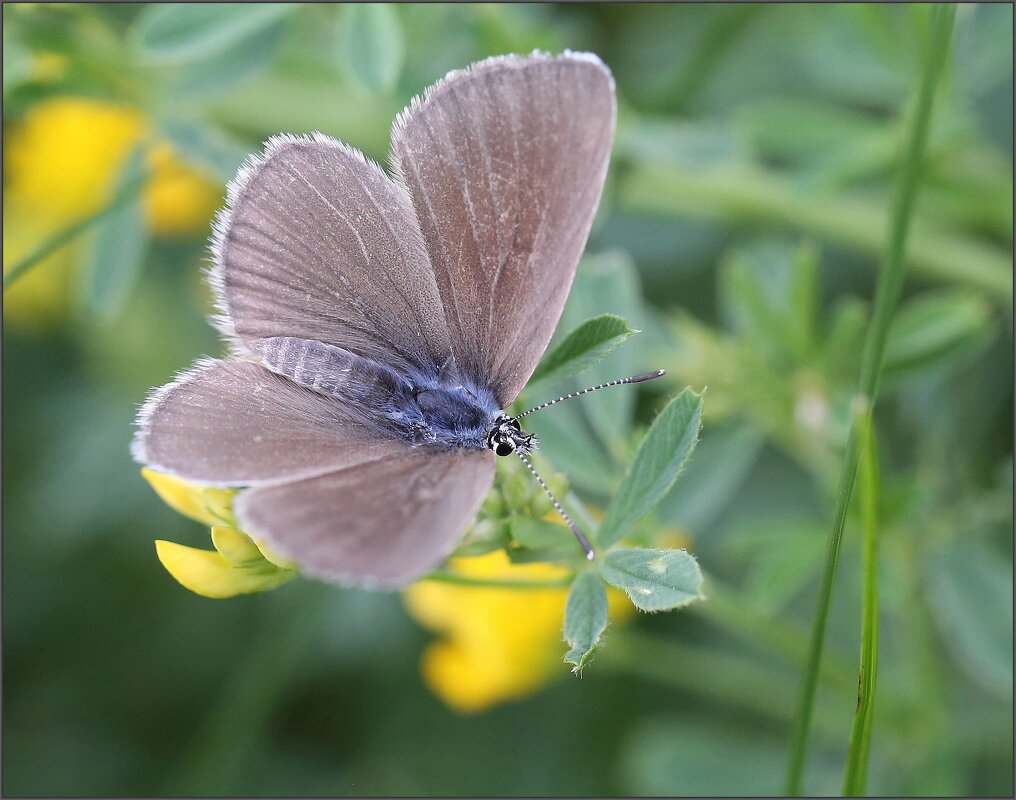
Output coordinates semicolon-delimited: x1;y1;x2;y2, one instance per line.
133;51;625;587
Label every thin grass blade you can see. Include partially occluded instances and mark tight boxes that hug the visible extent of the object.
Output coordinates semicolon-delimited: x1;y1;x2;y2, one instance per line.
784;5;957;793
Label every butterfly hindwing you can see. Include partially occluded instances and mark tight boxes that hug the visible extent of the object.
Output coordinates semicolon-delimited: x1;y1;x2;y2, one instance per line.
236;447;495;586
133;358;402;486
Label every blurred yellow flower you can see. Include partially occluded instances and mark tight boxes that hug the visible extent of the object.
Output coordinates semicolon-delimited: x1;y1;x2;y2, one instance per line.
3;96;221;329
144;142;223;237
5;97;143;220
5;95;220;231
404;550;632;714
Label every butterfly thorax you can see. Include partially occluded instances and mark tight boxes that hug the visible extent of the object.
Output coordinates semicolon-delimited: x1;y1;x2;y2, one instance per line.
407;383;502;449
252;336;501;450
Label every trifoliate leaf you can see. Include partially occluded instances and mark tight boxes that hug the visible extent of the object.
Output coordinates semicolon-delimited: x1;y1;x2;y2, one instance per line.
597;389;703;548
527;314;636;395
599;548;704;612
563;571;609;673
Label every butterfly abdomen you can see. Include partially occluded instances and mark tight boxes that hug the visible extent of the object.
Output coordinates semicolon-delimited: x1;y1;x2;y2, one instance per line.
249;335;497;450
250;336;413;408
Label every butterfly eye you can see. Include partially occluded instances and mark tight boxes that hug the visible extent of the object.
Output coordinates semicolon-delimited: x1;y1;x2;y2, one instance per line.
495;441;514;457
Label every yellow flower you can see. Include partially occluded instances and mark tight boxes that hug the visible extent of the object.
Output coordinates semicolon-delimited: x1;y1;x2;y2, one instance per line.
141;467;237;528
404;550;632;714
141;469;297;599
3;96;221;329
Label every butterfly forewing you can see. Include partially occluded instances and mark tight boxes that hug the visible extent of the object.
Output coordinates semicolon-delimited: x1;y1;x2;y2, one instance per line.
236;448;495;586
391;52;616;407
212;134;453;378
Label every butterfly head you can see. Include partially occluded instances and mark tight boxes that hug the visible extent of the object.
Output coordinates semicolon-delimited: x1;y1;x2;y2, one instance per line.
486;415;536;457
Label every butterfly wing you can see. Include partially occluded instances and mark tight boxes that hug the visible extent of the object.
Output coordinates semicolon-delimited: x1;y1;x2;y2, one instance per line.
135;357;495;584
211;133;452;377
133;358;405;485
390;51;616;407
235;447;495;586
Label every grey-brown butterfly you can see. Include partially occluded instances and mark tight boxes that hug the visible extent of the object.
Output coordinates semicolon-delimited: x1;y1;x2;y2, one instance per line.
133;51;633;587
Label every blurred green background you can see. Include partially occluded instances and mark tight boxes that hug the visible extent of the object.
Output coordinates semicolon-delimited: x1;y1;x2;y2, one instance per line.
3;3;1012;796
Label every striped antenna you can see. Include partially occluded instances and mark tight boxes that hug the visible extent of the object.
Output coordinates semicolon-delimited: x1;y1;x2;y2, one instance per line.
516;452;595;560
515;369;666;419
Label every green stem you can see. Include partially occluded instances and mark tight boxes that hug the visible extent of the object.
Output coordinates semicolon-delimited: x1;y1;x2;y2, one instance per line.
618;162;1010;301
784;5;956;794
423;569;573;590
842;417;880;795
3;169;151;291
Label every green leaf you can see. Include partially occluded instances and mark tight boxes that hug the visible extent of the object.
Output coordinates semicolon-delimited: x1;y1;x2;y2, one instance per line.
597;388;703;548
78;146;149;320
2;24;31;97
788;241;820;358
169;19;286;98
842;415;879;795
510;517;572;549
133;3;296;63
453;518;510;557
883;291;994;383
734;96;887;166
563;572;609;673
820;297;868;382
720;240;816;363
615;119;746;169
527;314;636;395
656;423;764;532
622;719;784;796
159;118;249;182
524;402;616;496
339;4;404;94
924;537;1013;699
786;8;958;792
617;146;1013;302
721;518;827;615
599;548;704;612
508;517;581;563
556;252;648;452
